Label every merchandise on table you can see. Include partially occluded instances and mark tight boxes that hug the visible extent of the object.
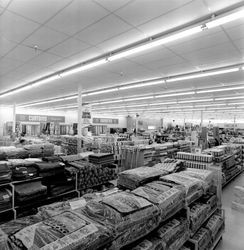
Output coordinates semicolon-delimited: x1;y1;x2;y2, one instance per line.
82;191;160;249
0;151;7;161
69;160;116;190
118;166;168;190
88;153;114;165
2;210;113;250
23;144;43;158
0;187;12;211
0;162;11;184
14;180;47;203
42;155;61;162
132;181;185;221
177;152;213;163
60;154;84;163
160;172;204;205
34;162;65;177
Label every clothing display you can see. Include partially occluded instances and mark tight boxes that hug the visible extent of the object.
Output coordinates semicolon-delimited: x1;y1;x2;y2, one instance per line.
14;180;47;203
118;166;168;190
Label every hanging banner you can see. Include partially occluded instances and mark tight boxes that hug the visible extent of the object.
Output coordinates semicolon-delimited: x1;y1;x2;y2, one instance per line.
16;114;65;123
82;104;92;124
93;118;119;124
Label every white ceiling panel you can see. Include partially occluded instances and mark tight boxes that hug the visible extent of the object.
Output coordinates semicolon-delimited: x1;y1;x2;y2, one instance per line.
233;37;244;51
180;42;240;64
137;0;209;37
0;10;39;43
203;0;244;13
224;23;244;40
115;0;192;27
0;57;23;76
7;0;73;23
75;14;132;45
93;0;133;12
209;70;244;83
0;0;11;8
0;36;17;57
97;28;146;53
167;31;230;55
48;38;90;58
46;0;109;36
156;62;197;76
6;44;41;62
23;26;68;51
0;6;4;14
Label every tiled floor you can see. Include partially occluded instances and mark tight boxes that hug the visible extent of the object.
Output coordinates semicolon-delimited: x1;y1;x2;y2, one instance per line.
216;172;244;250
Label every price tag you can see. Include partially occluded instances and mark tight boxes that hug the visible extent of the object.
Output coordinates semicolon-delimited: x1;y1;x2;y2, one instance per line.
69;199;87;210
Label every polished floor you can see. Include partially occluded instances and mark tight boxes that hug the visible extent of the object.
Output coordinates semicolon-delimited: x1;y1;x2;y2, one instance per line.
216;172;244;250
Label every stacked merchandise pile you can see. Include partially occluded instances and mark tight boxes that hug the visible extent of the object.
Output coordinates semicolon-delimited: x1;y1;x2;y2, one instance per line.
232;185;244;213
88;153;114;165
0;161;11;184
0;187;12;211
0;166;222;250
61;136;79;154
23;143;55;158
176;141;191;153
203;144;243;186
0;147;29;159
68;160;117;192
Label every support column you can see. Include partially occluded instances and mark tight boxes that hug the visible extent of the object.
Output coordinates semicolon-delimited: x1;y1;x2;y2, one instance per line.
77;85;83;153
13;104;16;134
200;110;203;128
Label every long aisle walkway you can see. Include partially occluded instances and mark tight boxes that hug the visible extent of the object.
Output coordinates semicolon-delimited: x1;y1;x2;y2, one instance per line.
216;172;244;250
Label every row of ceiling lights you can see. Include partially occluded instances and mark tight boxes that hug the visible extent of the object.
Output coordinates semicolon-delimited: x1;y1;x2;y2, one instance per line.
1;6;244;100
18;63;244;108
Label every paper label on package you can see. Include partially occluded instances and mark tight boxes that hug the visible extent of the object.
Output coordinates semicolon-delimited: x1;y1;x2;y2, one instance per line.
69;199;87;210
136;239;153;249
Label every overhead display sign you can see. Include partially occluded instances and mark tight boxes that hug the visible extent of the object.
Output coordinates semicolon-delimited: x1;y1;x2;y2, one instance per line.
82;105;92;124
93;118;119;124
16;114;65;123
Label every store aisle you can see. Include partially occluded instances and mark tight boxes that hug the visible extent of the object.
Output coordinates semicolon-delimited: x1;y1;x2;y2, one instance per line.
216;173;244;250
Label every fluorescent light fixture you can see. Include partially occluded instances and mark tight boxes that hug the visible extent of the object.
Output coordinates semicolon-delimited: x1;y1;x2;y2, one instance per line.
178;98;213;103
206;9;244;28
155;91;195;98
195;103;226;107
0;84;33;98
63;96;77;101
108;26;202;61
196;85;244;94
86;88;118;96
167;67;239;83
149;101;177;106
34;75;61;87
119;80;164;90
215;96;244;101
125;96;154;102
60;59;107;77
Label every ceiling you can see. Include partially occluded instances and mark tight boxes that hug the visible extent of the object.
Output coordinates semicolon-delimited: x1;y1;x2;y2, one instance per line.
0;0;244;117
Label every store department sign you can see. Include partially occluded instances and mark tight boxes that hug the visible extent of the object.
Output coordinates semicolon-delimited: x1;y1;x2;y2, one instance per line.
16;114;65;123
82;105;92;124
93;118;119;124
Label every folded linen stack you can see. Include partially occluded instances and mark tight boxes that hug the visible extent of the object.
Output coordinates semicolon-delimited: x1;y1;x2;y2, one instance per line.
118;166;168;190
2;147;29;159
0;188;12;211
34;162;65;178
160;172;204;205
42;143;55;157
60;154;84;163
88;153;114;165
0;150;6;161
82;191;160;249
155;158;185;174
42;155;61;162
0;161;12;184
24;144;42;158
14;180;47;203
8;159;38;180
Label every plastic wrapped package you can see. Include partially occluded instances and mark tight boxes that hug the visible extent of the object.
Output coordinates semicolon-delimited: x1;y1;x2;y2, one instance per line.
205;212;224;242
81;191;160;249
189;203;210;234
118;166;168;190
157;216;189;250
160;173;204;204
6;210;113;250
132;181;185;222
191;228;211;250
131;237;166;250
0;162;11;184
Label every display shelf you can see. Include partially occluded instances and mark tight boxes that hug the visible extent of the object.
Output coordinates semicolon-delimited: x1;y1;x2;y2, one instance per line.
12;177;43;185
222;169;243;187
209;229;224;250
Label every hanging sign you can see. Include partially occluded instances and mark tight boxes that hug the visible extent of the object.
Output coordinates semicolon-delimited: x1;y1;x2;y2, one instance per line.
82;105;92;124
16;114;65;123
93;118;119;124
